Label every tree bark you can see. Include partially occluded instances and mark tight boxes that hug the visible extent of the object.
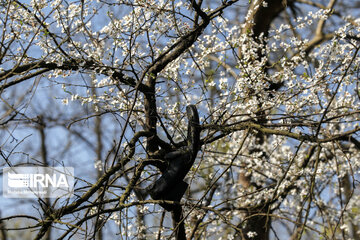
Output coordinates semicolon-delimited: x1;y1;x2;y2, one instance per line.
236;1;290;239
38;116;52;240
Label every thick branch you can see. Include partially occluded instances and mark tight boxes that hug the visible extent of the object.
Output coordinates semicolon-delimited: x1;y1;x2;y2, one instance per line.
145;0;238;79
142;1;238;154
34;131;153;240
0;60;151;92
203;122;360;144
241;0;290;37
